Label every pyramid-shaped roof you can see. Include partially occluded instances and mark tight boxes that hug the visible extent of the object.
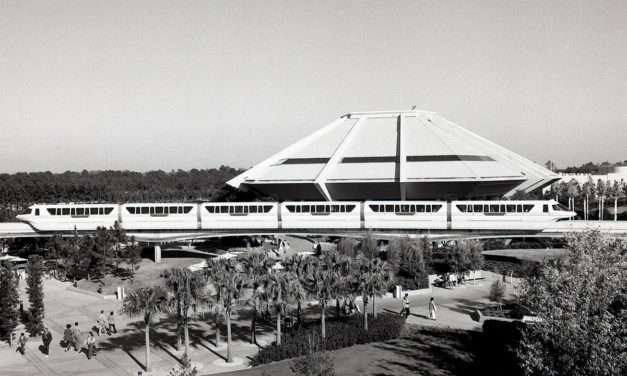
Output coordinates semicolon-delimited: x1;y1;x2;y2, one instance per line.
228;110;559;201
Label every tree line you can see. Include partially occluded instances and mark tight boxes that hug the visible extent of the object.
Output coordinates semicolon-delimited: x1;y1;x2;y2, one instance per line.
547;177;627;220
0;166;263;221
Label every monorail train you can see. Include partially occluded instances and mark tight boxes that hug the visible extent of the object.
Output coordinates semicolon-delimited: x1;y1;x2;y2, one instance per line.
16;200;575;232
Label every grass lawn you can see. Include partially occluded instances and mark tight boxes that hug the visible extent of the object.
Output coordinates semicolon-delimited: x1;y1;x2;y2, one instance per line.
76;257;203;294
217;325;480;376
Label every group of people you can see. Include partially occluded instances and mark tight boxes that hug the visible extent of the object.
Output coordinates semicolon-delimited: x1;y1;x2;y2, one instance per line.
15;310;117;361
401;293;438;320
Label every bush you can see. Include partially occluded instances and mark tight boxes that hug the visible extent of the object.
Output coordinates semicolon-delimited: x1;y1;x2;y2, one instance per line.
252;313;405;365
477;320;524;376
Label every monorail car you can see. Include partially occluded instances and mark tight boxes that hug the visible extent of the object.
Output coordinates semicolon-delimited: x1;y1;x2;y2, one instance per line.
363;201;448;230
450;200;574;230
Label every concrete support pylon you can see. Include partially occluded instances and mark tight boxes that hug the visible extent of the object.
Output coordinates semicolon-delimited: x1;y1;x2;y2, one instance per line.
154;244;162;264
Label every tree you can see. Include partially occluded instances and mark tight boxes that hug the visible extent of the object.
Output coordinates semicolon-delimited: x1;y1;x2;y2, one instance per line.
488;279;506;310
121;286;166;372
518;231;627;376
208;258;244;363
261;272;301;346
337;238;357;258
302;257;335;339
239;250;271;344
124;236;142;279
0;262;20;340
354;256;391;329
283;254;310;325
26;255;45;335
164;268;203;355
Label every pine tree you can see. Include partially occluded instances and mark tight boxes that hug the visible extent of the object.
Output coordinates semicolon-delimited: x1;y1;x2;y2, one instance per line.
26;255;45;335
0;262;20;340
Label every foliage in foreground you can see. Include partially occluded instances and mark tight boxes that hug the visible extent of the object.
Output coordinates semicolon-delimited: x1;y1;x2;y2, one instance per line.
518;230;627;376
290;337;336;376
26;255;45;335
0;262;20;340
252;313;405;365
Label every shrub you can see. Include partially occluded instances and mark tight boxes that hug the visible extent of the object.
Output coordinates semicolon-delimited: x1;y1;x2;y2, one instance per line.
489;279;506;306
252;313;405;365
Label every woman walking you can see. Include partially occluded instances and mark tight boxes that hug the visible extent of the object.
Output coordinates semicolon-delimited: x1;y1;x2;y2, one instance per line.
428;297;438;320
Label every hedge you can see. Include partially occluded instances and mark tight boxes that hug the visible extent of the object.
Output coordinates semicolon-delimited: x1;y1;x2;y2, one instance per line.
251;313;406;365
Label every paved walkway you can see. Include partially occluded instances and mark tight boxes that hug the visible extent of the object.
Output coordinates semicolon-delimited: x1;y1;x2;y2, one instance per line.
0;271;514;376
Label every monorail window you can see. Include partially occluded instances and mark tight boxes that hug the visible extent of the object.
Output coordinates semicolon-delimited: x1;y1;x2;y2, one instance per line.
250;206;258;213
543;204;548;213
127;207;135;214
219;206;227;213
155;207;164;215
70;208;75;216
183;206;193;214
466;205;473;213
417;205;426;213
426;205;432;213
35;208;39;216
286;205;295;213
331;205;340;213
62;208;70;215
456;205;467;212
523;205;534;212
489;204;500;213
205;206;215;213
141;207;149;214
170;206;178;214
47;209;56;215
90;208;99;215
506;204;516;213
385;204;394;212
369;205;379;212
433;205;443;212
345;205;356;212
104;207;113;215
76;208;85;216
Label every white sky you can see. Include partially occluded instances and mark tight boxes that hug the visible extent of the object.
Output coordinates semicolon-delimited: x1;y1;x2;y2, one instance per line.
1;0;626;173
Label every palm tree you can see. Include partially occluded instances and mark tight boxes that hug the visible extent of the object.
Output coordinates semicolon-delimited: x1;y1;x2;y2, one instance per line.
284;254;310;325
120;287;166;372
164;268;203;356
354;256;391;330
303;256;336;339
207;258;244;363
238;250;271;344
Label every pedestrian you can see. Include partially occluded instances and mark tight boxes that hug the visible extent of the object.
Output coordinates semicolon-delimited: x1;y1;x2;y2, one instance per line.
41;327;53;358
71;322;81;352
107;311;117;334
17;333;27;355
86;332;96;359
97;310;107;336
429;297;438;320
401;293;410;318
63;324;72;352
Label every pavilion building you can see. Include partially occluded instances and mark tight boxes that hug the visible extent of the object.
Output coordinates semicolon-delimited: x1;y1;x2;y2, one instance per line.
228;109;559;201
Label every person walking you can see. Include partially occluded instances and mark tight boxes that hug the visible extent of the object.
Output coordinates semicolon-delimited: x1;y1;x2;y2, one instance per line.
86;332;96;359
107;311;117;334
71;322;81;352
401;293;410;318
97;310;107;336
429;297;438;320
17;333;27;355
41;327;53;358
63;324;72;352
